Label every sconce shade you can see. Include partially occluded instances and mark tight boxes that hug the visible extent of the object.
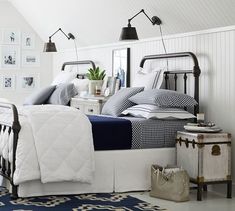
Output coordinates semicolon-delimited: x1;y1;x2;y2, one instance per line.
43;40;57;52
119;26;139;41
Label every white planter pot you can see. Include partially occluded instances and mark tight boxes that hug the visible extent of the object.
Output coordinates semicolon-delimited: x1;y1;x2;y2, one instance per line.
89;80;103;95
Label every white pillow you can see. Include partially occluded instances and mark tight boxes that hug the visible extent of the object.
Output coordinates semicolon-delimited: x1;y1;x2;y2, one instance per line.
132;68;164;90
71;78;89;93
122;104;195;119
52;71;77;85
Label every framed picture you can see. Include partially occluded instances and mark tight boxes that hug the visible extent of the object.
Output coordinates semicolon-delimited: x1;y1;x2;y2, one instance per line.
1;46;20;68
1;75;15;90
112;48;130;88
18;74;39;90
22;32;35;49
22;51;40;67
2;29;20;45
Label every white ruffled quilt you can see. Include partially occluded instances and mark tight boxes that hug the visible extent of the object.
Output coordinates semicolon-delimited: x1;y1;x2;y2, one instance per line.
0;105;95;185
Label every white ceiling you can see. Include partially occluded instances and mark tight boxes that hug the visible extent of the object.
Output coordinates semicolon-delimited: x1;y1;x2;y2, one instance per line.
9;0;235;49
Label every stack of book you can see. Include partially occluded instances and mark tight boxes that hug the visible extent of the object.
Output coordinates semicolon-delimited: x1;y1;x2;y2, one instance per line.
102;77;121;96
184;122;222;133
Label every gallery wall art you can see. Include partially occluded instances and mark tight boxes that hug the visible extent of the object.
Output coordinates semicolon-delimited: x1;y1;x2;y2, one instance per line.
1;46;20;68
0;29;40;91
1;75;15;90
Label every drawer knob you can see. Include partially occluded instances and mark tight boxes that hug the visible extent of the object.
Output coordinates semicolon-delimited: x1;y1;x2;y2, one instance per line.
88;109;93;112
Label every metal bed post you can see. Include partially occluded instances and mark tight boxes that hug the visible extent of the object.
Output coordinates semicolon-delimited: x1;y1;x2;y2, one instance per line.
0;103;21;198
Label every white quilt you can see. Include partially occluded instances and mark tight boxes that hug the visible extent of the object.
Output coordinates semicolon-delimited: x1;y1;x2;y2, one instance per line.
0;105;95;185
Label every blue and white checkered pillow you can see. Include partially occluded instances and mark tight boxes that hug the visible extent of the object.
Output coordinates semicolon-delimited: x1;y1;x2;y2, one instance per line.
101;87;144;116
129;89;198;108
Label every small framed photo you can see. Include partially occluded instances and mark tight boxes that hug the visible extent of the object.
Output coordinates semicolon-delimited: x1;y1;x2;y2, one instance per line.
18;74;39;90
1;46;20;68
112;48;130;88
22;32;35;49
1;75;15;90
2;29;20;45
22;51;40;67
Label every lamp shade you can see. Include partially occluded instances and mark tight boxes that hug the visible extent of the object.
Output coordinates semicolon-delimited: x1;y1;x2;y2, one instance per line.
43;40;57;52
119;26;139;41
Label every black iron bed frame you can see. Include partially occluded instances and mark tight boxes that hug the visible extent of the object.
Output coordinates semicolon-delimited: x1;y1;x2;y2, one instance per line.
140;51;201;115
0;52;201;198
61;60;96;79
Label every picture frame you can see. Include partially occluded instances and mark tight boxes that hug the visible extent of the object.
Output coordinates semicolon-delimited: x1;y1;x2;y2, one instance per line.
1;75;15;90
112;48;130;88
22;51;40;67
21;32;35;49
2;29;20;45
18;74;39;90
1;46;20;69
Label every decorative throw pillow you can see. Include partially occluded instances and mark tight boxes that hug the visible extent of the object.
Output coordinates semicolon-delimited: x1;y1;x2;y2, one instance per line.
52;71;77;85
132;68;164;90
129;89;198;108
23;85;56;105
101;87;144;117
122;104;195;119
47;83;78;105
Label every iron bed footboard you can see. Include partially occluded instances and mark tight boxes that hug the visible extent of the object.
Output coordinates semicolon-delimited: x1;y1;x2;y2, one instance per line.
0;102;21;198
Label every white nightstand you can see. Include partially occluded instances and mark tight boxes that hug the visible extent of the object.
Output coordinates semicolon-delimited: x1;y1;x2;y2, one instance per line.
70;95;108;115
176;131;232;201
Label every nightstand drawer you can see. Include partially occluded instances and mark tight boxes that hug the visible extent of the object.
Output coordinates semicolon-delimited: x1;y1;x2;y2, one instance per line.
84;104;99;115
70;101;84;111
70;96;107;115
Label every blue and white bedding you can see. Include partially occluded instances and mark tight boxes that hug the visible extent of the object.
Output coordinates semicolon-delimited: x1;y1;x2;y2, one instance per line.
88;115;188;150
123;116;188;149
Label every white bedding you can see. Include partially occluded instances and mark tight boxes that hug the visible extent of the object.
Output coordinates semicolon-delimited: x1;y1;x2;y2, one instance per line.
0;105;95;185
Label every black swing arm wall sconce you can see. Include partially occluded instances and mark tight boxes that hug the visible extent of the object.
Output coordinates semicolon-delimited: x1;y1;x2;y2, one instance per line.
43;28;75;52
119;9;162;41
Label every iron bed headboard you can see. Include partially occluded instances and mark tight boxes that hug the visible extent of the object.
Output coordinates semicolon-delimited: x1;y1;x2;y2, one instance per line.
61;60;96;79
61;60;96;70
140;52;201;115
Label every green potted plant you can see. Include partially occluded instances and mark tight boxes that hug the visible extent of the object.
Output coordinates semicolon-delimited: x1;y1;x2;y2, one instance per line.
86;67;106;95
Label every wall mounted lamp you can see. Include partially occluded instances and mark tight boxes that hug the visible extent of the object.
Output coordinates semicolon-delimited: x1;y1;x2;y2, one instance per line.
119;9;162;41
43;28;75;52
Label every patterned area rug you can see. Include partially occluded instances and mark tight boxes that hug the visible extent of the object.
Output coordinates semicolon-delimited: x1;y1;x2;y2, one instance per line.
0;187;165;211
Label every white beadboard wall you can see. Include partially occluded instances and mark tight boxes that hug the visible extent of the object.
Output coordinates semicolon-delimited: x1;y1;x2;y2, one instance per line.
53;26;235;182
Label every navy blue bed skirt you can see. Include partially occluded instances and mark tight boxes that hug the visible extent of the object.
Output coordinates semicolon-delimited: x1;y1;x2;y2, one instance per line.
87;115;132;150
